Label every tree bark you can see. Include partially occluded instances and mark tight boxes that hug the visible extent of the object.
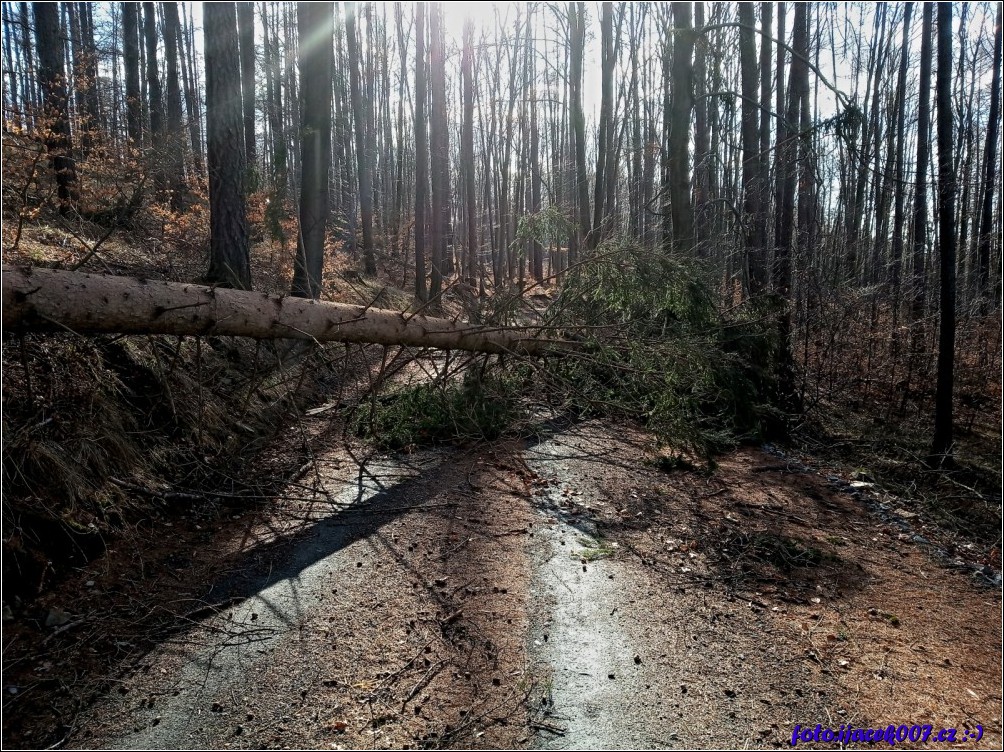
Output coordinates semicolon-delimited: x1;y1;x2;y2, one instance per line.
429;2;450;300
590;1;614;250
889;2;913;321
204;1;252;290
976;2;1003;310
143;2;163;143
162;2;187;210
930;3;956;462
739;3;765;295
692;2;709;250
666;1;695;251
911;3;934;325
291;1;334;298
180;1;205;175
414;2;429;302
462;20;478;286
568;2;590;248
32;1;78;213
345;2;377;275
237;2;256;171
120;4;141;145
3;266;576;356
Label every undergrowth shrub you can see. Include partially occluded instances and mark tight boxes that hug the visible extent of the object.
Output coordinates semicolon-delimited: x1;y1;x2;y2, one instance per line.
545;240;784;456
354;367;527;450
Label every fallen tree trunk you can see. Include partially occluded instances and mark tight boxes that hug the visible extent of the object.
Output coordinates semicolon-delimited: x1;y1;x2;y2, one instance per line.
2;265;574;355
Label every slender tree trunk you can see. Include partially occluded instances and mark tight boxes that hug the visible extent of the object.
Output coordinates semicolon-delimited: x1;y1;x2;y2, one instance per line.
143;3;163;139
530;58;543;281
692;2;710;251
122;3;142;145
889;3;913;341
667;1;695;251
67;3;88;151
263;3;287;242
429;2;450;300
291;1;334;298
204;1;252;290
774;1;809;413
773;1;787;274
931;3;956;461
462;20;478;286
162;2;187;210
180;1;204;175
758;1;773;222
911;3;934;326
32;1;78;213
739;3;766;295
143;2;165;192
590;2;614;249
414;2;429;302
569;2;590;248
345;2;377;275
237;2;256;173
3;4;20;127
976;3;1003;311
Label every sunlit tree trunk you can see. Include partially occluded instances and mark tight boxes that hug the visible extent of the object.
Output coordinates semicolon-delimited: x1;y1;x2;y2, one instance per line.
291;1;334;298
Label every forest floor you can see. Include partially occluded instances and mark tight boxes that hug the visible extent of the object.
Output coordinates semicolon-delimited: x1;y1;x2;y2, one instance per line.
5;416;1000;749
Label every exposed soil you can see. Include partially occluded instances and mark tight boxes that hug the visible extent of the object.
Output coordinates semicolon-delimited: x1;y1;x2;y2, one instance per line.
4;416;999;749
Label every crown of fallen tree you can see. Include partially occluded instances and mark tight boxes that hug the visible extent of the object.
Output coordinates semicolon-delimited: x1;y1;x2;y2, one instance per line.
1;265;579;357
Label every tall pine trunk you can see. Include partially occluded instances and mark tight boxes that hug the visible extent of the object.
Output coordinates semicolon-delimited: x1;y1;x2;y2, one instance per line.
291;2;334;298
204;1;252;290
976;3;1003;311
414;2;429;302
33;2;78;213
237;2;256;173
345;2;377;275
930;3;957;462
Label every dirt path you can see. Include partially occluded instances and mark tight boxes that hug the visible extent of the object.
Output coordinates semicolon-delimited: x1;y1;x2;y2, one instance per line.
31;421;1003;749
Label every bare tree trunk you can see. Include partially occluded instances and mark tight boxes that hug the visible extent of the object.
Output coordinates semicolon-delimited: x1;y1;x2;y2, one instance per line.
568;1;590;248
692;2;710;251
930;3;956;462
976;3;1003;311
32;1;78;213
143;2;163;148
263;2;287;241
590;2;614;249
889;3;913;340
911;3;934;326
739;3;766;295
429;2;449;300
345;2;377;275
3;4;20;128
204;1;252;290
775;1;809;413
180;1;205;175
462;20;478;286
413;2;429;301
3;266;577;356
291;1;334;298
18;3;38;126
237;2;256;173
162;2;187;210
666;1;695;251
